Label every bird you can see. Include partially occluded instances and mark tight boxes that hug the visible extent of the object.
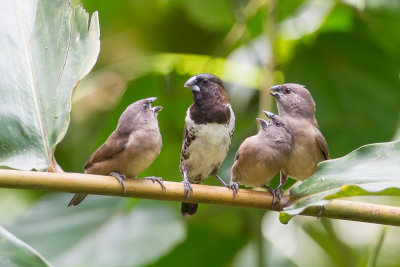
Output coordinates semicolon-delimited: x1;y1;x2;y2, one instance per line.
68;97;165;207
269;83;329;184
229;111;293;206
180;73;235;216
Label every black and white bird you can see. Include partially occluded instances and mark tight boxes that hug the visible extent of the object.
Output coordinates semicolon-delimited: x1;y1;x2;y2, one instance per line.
180;73;235;216
68;97;164;207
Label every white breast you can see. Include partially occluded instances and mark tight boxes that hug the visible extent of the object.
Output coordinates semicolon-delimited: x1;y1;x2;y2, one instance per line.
181;105;235;183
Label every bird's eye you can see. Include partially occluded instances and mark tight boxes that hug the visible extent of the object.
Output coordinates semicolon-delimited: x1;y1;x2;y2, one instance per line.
275;121;281;126
142;103;148;110
285;88;292;94
203;79;209;84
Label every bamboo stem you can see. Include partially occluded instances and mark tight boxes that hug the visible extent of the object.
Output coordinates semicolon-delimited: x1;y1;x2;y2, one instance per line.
1;169;400;226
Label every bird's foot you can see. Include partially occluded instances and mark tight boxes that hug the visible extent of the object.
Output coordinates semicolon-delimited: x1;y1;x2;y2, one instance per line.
228;182;239;198
144;176;166;191
264;186;283;209
110;172;127;194
183;180;193;199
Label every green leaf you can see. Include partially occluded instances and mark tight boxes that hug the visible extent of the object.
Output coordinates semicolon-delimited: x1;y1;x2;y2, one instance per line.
0;226;50;267
281;140;400;222
8;194;186;267
0;0;100;171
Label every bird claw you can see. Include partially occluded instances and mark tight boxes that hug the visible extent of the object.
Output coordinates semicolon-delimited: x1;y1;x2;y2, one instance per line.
183;180;193;199
228;182;239;198
265;186;283;209
144;176;166;191
110;172;127;195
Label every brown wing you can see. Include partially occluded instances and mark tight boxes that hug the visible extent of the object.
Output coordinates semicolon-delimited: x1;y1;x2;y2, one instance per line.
316;130;329;160
84;130;130;170
180;124;196;163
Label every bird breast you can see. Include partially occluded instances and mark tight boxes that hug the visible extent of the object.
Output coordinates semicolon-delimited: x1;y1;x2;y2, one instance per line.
122;128;162;177
181;107;235;183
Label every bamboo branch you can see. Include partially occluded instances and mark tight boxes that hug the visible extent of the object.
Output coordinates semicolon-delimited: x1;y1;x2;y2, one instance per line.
1;169;400;226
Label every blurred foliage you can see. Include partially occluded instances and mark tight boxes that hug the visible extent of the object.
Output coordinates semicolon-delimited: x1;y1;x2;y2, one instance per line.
282;140;400;222
0;226;50;267
2;0;400;266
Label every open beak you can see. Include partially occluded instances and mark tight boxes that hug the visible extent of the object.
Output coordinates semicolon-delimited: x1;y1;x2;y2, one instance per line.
184;76;200;92
152;106;162;114
146;97;157;104
268;85;282;99
263;110;275;119
256;118;270;129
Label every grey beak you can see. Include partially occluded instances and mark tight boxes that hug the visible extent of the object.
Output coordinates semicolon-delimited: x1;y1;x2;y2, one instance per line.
184;76;200;92
269;85;282;99
146;97;157;103
269;85;281;92
263;110;275;119
256;118;270;129
152;106;162;114
269;91;281;99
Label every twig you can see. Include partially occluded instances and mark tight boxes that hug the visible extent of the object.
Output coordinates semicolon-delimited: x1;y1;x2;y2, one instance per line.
1;169;400;226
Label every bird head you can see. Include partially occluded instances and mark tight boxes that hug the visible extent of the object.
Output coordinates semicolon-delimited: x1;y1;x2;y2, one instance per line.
268;83;316;119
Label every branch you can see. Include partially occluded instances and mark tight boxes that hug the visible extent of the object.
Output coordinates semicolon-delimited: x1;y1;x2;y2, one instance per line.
1;169;400;226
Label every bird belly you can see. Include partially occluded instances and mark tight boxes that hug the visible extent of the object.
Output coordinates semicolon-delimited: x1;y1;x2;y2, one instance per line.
181;123;232;183
122;132;162;177
236;162;277;187
286;143;318;180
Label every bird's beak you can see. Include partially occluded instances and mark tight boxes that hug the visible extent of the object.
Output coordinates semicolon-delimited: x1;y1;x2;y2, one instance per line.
263;110;275;119
256;118;270;129
268;85;282;99
146;97;157;103
269;85;281;92
184;76;200;92
152;106;162;114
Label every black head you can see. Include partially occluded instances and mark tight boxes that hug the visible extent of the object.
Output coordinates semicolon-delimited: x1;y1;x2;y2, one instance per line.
118;97;161;128
185;74;231;124
269;83;316;119
184;73;228;105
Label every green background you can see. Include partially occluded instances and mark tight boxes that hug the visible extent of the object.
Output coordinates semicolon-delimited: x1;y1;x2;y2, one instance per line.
1;0;400;266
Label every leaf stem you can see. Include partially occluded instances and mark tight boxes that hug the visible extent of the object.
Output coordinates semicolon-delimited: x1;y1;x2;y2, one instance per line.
367;226;387;267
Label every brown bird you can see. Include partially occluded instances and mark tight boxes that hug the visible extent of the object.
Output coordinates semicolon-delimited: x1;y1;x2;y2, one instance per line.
180;73;235;216
269;83;329;186
68;97;164;207
229;111;293;204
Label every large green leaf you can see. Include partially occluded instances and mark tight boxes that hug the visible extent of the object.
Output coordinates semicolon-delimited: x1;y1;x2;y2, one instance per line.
0;226;50;267
0;0;100;171
8;194;186;267
281;140;400;223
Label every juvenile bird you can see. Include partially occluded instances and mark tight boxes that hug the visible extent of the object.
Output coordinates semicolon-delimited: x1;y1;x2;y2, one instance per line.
180;73;235;216
229;111;293;205
68;97;164;207
269;83;329;185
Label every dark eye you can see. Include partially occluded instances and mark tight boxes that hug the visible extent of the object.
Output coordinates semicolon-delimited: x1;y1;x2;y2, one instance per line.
202;79;209;84
275;121;281;126
142;103;148;110
285;88;292;94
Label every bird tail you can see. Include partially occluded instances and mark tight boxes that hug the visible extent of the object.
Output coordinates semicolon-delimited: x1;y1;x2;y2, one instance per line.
181;202;198;216
68;193;88;207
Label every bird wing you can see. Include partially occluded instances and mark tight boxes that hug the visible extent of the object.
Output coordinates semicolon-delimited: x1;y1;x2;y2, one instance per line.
84;130;130;170
180;124;195;164
315;130;329;160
